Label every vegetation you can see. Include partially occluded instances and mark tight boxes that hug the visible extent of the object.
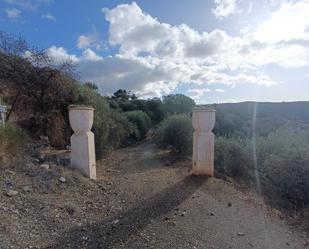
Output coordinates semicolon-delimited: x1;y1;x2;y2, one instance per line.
0;125;27;167
215;101;309;123
162;94;195;115
154;114;193;155
125;111;151;140
76;84;113;157
0;31;77;147
215;121;309;211
0;31;196;159
75;85;141;158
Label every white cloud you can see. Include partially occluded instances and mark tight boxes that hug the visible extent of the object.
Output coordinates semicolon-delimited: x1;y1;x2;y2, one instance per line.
255;1;309;43
77;35;92;49
79;55;179;96
215;88;225;92
187;88;211;100
212;0;240;19
246;1;253;14
46;2;309;97
5;0;53;11
76;32;104;50
41;12;55;21
82;48;103;61
45;46;79;64
265;0;288;8
187;88;225;102
84;2;281;96
220;98;237;103
5;8;21;18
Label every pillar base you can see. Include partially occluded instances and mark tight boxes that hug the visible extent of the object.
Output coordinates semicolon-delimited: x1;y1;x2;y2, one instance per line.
71;131;96;180
192;131;214;176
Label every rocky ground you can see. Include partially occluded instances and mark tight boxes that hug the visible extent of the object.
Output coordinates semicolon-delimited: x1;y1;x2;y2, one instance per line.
0;142;308;249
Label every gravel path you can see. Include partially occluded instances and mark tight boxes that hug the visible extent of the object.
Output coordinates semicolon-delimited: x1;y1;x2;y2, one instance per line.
51;143;307;249
0;142;307;249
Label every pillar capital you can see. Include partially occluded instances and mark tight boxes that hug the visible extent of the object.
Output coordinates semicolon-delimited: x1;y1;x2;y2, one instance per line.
192;106;216;133
69;105;94;134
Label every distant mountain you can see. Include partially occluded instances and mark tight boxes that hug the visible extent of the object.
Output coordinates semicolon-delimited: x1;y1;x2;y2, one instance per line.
213;101;309;123
209;101;309;137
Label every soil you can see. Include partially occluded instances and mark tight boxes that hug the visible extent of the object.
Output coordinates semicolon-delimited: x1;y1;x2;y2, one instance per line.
0;142;308;249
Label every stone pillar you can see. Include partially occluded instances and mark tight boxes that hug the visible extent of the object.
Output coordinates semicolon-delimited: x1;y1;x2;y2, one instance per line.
0;105;7;126
192;107;216;176
69;106;96;180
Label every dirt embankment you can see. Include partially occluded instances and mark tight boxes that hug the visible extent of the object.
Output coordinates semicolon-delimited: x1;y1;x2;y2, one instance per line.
0;143;308;249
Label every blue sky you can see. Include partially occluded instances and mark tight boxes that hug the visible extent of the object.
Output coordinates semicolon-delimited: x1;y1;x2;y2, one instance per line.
1;0;309;103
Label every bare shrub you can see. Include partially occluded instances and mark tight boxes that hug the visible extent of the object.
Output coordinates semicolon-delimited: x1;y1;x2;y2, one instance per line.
0;125;27;167
0;31;77;147
46;111;69;148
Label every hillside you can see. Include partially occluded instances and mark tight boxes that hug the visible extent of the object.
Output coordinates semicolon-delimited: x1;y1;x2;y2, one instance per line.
210;101;309;137
214;101;309;123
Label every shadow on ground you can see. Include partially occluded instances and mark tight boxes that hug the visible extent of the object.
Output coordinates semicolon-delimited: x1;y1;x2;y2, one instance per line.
47;175;207;249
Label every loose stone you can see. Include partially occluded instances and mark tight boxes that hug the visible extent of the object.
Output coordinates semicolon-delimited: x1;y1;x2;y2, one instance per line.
6;190;18;197
22;186;32;192
40;164;49;170
59;177;66;183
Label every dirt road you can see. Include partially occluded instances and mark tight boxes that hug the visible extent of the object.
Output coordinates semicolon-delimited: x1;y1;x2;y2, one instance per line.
1;143;307;248
51;143;308;249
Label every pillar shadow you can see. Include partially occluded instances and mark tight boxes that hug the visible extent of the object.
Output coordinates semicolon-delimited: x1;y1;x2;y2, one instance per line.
46;175;207;249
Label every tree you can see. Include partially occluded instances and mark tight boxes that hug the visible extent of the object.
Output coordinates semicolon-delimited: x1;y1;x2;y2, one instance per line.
144;98;165;124
0;31;29;121
109;89;138;110
0;31;76;123
162;94;195;115
0;31;77;146
84;82;98;91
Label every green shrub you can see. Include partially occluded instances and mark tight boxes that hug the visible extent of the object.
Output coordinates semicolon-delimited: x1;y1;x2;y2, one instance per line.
215;126;309;210
0;125;27;167
155;114;193;155
107;112;139;148
162;94;195;115
215;136;252;179
125;111;151;140
76;85;139;158
259;127;309;209
263;155;309;209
